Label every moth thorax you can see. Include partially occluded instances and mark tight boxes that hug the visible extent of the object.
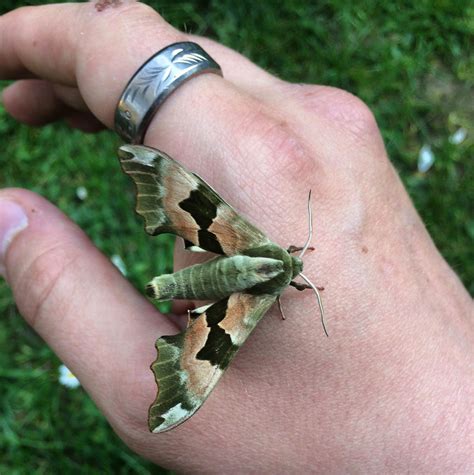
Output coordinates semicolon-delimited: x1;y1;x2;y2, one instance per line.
291;256;303;278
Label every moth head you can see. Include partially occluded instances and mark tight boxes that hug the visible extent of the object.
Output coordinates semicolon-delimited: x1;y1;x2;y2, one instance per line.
290;255;303;278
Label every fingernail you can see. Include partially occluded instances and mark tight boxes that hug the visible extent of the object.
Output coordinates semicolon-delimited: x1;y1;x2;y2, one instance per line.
0;200;29;277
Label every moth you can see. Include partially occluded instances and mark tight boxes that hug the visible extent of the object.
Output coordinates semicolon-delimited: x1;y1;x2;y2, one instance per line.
118;144;326;433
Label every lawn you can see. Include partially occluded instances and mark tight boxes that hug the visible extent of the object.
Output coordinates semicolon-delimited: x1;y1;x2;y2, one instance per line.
0;0;472;473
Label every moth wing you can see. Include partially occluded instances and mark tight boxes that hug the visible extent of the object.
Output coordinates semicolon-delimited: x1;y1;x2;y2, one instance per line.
148;292;276;433
118;144;272;255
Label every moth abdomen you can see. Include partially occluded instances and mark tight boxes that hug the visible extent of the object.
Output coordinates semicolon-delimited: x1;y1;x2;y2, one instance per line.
147;255;284;302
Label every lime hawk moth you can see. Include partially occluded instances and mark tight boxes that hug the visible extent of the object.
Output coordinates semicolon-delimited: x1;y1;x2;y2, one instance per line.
118;144;326;433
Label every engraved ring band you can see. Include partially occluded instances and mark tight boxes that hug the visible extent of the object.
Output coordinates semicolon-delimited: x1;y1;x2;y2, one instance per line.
115;42;223;144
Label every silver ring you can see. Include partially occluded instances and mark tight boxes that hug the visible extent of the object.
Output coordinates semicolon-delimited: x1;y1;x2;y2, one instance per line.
115;42;222;144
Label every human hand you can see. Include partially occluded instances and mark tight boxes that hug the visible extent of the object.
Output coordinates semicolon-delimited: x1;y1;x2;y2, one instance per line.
1;2;472;472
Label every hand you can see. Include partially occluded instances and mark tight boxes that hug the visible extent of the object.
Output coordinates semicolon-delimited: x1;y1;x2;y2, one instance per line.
1;2;472;472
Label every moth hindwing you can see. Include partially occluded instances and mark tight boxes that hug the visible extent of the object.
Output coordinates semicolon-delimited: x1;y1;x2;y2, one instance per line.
118;144;304;433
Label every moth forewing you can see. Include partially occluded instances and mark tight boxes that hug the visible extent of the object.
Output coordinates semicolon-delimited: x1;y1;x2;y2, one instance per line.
118;144;272;255
149;293;277;433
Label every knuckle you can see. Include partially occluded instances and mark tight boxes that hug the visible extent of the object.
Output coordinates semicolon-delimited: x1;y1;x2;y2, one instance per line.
288;84;380;143
235;107;316;182
14;243;79;329
327;89;379;139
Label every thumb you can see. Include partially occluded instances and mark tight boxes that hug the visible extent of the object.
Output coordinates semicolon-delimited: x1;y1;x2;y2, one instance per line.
0;189;178;428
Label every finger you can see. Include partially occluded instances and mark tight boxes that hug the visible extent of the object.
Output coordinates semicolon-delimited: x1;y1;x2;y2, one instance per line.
1;79;92;126
0;3;280;124
0;34;282;146
0;189;178;425
0;3;277;91
0;4;82;83
0;2;177;125
1;79;69;126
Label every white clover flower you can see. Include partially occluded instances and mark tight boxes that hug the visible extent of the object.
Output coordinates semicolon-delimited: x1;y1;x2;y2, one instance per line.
417;144;435;173
76;186;88;201
58;364;81;389
111;254;127;276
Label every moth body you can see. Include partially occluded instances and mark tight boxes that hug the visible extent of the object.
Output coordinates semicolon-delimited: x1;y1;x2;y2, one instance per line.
118;144;318;434
146;255;285;301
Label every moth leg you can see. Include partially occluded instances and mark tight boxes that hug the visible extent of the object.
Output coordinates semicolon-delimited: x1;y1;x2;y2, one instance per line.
290;281;324;292
290;281;311;291
287;245;315;254
277;296;286;320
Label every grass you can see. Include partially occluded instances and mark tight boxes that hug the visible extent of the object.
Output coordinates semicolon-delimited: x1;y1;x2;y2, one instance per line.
0;0;472;473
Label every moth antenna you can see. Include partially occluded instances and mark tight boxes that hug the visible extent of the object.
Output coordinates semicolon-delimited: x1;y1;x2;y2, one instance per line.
298;272;328;337
299;190;313;259
277;296;286;320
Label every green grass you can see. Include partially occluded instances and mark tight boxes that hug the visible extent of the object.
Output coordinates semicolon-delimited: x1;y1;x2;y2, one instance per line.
0;0;472;473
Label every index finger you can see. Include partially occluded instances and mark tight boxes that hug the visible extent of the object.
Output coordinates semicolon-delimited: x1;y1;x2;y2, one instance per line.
0;2;278;125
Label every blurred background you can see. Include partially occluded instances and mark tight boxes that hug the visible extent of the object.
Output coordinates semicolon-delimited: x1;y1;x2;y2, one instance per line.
0;0;472;473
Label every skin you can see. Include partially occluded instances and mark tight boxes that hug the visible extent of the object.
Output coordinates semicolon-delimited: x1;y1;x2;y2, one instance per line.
0;2;472;473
